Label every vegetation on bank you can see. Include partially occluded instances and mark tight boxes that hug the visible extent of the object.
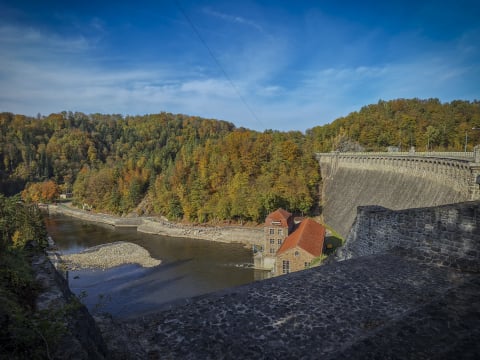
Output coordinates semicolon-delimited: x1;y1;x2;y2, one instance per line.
1;98;479;222
0;195;64;359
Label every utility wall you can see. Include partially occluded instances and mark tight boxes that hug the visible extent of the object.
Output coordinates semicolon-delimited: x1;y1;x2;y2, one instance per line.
317;152;480;238
339;201;480;272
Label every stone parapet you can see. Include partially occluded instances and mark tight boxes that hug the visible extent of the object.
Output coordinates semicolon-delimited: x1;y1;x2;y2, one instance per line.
340;201;480;272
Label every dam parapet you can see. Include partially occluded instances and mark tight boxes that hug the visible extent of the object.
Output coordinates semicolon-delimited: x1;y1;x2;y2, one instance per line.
339;201;480;272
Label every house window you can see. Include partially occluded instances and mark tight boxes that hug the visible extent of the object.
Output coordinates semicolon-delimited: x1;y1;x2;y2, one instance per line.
278;239;282;244
294;251;299;257
278;229;283;235
270;239;275;244
270;248;276;254
282;260;290;274
304;262;310;268
269;228;275;235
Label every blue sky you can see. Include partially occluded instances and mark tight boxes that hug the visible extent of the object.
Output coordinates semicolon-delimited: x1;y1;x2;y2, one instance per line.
1;0;479;131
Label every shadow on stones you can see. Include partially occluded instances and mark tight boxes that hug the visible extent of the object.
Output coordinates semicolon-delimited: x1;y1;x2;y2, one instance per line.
324;235;343;256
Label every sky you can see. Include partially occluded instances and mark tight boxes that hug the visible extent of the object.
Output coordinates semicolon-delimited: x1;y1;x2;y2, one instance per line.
0;0;479;132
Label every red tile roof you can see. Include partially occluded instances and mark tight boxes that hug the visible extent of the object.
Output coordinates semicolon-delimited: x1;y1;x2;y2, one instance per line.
277;218;326;257
265;208;292;227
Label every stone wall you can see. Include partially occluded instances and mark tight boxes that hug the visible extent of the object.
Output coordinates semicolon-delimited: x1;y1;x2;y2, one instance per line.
264;225;289;255
32;251;107;359
338;201;480;272
317;152;480;238
275;247;313;274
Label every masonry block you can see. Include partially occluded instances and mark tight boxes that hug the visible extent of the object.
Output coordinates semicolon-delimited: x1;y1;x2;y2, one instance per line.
340;201;480;272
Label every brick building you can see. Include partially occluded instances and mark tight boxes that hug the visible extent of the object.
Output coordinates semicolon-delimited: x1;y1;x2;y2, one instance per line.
275;218;326;274
264;208;295;255
256;209;326;275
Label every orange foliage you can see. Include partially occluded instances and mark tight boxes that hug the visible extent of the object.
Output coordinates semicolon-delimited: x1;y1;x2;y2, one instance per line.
21;180;60;203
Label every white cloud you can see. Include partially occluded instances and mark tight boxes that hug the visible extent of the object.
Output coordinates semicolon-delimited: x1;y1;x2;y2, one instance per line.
0;25;90;55
0;17;478;133
180;78;236;98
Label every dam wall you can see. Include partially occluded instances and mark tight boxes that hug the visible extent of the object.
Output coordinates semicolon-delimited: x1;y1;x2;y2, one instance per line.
339;201;480;272
317;151;480;238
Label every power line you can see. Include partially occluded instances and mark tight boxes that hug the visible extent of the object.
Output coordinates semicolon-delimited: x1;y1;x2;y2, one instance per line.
174;0;263;127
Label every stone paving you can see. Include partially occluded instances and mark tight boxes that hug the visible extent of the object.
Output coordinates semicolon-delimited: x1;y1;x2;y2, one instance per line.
96;253;480;359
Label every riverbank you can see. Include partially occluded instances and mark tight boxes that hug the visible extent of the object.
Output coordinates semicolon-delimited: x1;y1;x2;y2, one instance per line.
48;203;263;246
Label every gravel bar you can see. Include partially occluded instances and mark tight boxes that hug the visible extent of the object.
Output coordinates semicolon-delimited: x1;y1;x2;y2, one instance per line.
62;241;161;270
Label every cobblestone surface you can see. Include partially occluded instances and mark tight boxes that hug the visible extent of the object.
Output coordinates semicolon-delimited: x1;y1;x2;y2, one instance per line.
96;253;479;359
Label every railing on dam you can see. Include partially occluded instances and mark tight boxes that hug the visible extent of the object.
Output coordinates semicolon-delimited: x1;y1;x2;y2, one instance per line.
316;151;476;162
315;150;480;198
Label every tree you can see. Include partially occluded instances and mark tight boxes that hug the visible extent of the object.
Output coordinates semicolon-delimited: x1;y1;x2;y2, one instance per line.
21;180;59;203
425;126;440;151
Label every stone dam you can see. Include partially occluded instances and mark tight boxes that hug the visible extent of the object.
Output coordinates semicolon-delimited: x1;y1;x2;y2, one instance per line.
35;151;480;359
317;150;480;238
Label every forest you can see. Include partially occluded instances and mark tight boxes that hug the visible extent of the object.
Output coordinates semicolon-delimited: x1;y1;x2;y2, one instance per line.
0;196;57;358
306;98;480;152
1;98;479;222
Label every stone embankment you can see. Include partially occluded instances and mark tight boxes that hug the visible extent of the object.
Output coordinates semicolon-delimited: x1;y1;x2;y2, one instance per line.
62;242;161;270
32;249;107;359
49;204;263;246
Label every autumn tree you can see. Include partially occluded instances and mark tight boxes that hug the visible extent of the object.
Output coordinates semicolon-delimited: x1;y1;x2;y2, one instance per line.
21;180;60;203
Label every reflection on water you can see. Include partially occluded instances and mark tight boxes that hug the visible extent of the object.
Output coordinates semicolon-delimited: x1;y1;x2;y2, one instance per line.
45;215;269;319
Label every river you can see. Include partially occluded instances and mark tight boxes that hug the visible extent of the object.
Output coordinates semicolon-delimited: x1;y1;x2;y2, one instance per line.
45;215;269;319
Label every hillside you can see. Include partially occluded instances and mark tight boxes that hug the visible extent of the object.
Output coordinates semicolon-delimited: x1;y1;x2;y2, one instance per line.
305;98;480;152
1;98;479;222
0;111;318;222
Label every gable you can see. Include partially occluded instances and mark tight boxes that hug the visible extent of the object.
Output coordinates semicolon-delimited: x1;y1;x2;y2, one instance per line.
277;218;325;257
265;208;293;227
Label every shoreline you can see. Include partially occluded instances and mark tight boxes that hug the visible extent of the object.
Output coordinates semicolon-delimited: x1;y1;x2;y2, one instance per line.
48;203;264;246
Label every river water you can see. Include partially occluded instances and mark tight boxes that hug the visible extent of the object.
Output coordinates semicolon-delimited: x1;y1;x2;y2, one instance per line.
45;215;268;319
